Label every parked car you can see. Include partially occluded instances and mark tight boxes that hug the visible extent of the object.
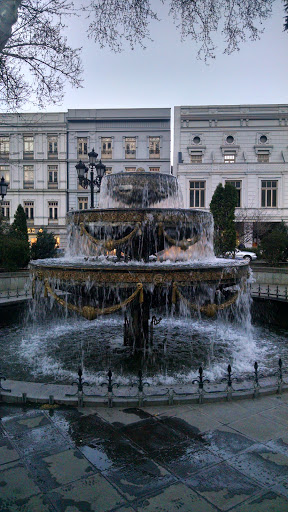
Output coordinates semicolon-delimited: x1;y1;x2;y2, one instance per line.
225;249;257;262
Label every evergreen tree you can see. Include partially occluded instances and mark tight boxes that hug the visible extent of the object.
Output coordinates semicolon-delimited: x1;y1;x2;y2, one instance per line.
210;183;238;256
0;204;30;269
31;229;57;260
11;204;29;242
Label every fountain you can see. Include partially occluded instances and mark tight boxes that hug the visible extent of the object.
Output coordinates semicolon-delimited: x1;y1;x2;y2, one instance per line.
30;172;249;353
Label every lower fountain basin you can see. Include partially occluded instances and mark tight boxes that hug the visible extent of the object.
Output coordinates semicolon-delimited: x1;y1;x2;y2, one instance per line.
31;259;248;287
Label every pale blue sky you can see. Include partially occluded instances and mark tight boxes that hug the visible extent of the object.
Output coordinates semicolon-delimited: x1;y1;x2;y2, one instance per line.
23;0;288;112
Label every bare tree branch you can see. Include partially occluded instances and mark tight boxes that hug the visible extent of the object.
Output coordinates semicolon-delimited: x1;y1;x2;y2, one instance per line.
0;0;82;110
0;0;284;109
0;0;22;52
84;0;159;52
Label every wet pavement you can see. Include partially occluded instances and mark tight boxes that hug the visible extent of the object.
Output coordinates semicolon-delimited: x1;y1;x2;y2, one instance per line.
1;395;288;511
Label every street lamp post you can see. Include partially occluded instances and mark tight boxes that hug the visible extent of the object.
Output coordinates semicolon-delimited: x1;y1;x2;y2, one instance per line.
0;176;8;202
75;148;106;208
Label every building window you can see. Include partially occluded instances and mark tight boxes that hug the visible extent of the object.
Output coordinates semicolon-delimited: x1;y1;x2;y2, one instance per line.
260;135;268;144
48;135;58;158
0;165;9;187
23;135;34;159
0;136;9;158
193;136;201;145
77;138;87;159
258;152;269;163
24;201;34;220
1;201;10;218
149;137;160;159
105;167;112;175
48;165;58;188
261;180;277;207
224;152;236;164
101;137;112;159
225;180;241;207
23;165;34;189
189;181;205;208
149;167;160;172
125;137;136;159
190;153;202;163
125;167;137;172
48;201;58;220
78;197;88;210
226;135;234;144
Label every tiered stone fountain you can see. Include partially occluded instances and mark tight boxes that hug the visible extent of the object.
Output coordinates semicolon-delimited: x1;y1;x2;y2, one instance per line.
30;172;248;350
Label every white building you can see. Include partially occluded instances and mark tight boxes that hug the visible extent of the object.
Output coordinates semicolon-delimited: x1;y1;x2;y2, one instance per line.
0;112;67;247
67;108;171;211
0;108;171;248
174;104;288;245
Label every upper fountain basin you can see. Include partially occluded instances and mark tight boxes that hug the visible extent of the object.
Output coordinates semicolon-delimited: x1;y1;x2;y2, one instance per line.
98;172;183;209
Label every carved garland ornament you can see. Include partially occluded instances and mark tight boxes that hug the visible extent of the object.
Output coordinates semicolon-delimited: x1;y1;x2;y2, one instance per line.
43;279;144;321
80;222;141;251
172;282;239;318
158;222;200;250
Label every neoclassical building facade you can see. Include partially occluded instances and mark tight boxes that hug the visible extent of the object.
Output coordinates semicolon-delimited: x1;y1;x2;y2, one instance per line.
0;108;171;247
66;108;171;211
0;112;67;247
174;104;288;245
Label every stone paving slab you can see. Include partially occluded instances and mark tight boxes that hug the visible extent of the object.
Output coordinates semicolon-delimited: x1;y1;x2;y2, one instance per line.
135;482;218;512
152;442;223;478
227;413;288;442
259;402;288;426
10;423;71;456
0;460;43;510
120;418;190;456
0;438;20;465
202;426;256;460
47;473;126;511
1;397;288;511
227;444;288;487
231;490;288;512
184;462;263;511
144;404;224;432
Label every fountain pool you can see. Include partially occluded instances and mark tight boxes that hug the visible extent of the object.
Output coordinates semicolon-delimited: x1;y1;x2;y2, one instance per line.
1;305;288;385
6;170;281;387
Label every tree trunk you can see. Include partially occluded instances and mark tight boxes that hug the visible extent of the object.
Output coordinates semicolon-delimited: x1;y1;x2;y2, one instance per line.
0;0;22;52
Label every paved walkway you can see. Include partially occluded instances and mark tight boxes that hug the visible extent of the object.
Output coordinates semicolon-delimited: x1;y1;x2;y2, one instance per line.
1;394;288;511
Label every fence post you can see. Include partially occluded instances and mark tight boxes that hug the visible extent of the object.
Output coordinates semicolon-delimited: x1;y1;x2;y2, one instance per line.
277;358;283;395
193;367;210;404
253;362;260;398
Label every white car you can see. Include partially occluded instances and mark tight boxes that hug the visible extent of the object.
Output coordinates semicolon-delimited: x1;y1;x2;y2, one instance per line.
225;249;257;262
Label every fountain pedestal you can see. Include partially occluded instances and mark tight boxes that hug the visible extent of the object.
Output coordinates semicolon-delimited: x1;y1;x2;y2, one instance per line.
30;172;249;351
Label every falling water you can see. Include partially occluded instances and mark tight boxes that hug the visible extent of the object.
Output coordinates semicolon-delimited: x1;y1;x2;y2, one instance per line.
6;170;280;386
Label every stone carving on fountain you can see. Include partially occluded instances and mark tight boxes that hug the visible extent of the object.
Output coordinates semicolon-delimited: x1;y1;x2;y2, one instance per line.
30;172;249;348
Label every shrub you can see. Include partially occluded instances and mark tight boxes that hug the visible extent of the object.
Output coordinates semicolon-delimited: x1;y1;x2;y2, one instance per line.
260;227;288;265
0;236;30;270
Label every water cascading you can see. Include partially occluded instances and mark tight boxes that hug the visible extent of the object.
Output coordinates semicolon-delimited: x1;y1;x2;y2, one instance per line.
30;172;249;353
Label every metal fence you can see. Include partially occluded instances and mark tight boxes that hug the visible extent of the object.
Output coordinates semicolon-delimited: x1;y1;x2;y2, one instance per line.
0;288;31;299
250;284;288;301
1;359;287;408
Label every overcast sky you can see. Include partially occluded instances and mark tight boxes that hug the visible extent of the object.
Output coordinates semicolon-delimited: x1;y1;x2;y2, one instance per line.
23;0;288;113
